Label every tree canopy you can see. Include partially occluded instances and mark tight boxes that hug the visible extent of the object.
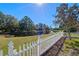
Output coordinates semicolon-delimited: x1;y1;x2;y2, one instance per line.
0;11;50;36
55;3;79;39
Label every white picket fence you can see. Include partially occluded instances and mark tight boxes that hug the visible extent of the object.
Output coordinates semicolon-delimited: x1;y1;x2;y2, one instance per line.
0;32;64;56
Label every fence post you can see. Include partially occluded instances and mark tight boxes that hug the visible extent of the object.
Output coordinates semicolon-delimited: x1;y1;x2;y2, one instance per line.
37;35;41;56
8;39;14;56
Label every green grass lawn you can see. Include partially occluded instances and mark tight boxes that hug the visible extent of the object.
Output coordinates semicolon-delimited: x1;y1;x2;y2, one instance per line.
0;33;54;55
70;33;79;37
61;33;79;55
66;32;79;37
64;38;79;51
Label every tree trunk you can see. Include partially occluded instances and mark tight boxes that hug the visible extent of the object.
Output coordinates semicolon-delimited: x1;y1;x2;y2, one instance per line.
65;25;71;40
68;30;71;40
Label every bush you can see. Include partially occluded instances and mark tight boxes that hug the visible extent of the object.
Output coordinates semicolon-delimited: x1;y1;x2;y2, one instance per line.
69;27;77;32
9;31;37;36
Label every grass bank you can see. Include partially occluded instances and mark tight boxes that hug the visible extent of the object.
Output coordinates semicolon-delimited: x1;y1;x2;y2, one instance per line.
59;33;79;56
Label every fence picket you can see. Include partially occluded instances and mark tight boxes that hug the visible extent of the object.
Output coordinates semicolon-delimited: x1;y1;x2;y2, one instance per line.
29;42;32;56
31;42;34;56
23;44;26;56
13;49;18;56
19;46;22;56
8;40;14;56
0;50;3;56
26;43;29;56
32;41;36;56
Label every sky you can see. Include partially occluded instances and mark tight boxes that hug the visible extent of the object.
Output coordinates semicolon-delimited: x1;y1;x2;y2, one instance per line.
0;3;73;28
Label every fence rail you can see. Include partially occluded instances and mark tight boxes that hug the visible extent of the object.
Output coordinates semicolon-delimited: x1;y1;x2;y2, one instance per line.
0;32;64;56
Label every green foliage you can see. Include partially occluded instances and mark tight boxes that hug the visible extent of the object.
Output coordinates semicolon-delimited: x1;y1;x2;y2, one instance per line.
63;38;79;55
4;15;19;32
0;11;5;30
55;3;79;31
19;16;36;36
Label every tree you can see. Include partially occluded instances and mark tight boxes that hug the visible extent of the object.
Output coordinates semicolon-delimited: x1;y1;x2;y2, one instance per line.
0;11;19;34
4;15;19;33
55;3;79;40
36;23;50;34
0;11;5;32
19;16;35;35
